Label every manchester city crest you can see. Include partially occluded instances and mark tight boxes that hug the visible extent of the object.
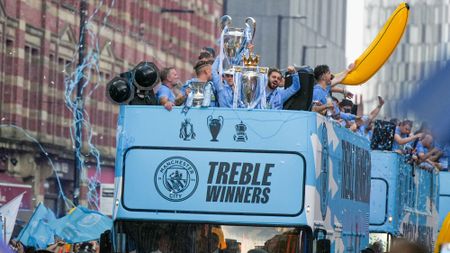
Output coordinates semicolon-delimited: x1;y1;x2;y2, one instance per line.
154;156;199;202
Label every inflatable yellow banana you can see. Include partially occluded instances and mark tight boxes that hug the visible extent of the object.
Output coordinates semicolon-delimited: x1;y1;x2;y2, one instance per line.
341;2;409;85
435;213;450;253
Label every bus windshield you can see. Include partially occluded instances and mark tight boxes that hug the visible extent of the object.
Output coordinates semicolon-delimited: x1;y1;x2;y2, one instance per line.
116;221;310;253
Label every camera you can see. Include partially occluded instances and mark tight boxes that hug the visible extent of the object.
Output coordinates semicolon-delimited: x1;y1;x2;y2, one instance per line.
106;61;160;105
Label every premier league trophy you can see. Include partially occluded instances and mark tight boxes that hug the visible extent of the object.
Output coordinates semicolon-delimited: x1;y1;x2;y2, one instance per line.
233;54;268;109
219;16;256;77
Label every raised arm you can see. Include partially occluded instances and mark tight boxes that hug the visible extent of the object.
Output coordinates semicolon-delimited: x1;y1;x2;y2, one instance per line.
367;96;384;123
211;57;222;92
331;62;355;87
395;132;422;145
279;66;301;104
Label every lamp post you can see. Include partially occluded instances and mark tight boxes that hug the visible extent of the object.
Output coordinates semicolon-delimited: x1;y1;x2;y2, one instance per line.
276;15;307;68
301;44;327;66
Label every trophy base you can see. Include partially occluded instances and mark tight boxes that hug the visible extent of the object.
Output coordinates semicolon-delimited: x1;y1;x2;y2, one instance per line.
192;99;204;108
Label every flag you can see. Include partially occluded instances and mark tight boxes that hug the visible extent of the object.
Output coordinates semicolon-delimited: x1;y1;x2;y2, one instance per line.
0;193;24;242
17;203;56;249
27;220;55;249
0;239;13;253
50;206;112;243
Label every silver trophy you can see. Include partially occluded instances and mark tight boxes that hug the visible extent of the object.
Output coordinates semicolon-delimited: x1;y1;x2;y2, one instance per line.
234;55;268;109
241;68;260;107
190;81;206;107
220;16;256;73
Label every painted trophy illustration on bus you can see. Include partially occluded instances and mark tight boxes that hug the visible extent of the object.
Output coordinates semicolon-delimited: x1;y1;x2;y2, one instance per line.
207;115;224;142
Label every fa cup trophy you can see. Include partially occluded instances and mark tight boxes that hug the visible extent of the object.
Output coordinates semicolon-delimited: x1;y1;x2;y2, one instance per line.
190;81;206;107
184;80;213;109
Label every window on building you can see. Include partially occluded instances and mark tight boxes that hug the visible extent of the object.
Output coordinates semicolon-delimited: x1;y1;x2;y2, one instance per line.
5;40;14;76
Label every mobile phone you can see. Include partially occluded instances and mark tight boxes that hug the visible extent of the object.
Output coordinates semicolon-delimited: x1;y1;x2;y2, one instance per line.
441;243;450;253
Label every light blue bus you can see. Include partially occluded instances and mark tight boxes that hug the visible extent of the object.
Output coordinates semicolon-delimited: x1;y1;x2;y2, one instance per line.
369;151;440;251
110;106;371;253
439;171;450;230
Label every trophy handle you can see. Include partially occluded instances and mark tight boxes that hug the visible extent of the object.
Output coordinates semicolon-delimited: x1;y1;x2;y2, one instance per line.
220;15;232;30
245;17;256;44
207;115;212;127
218;116;224;131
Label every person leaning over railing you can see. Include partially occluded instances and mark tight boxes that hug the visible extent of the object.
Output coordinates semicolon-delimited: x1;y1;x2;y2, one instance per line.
392;120;423;154
156;67;190;111
416;133;443;170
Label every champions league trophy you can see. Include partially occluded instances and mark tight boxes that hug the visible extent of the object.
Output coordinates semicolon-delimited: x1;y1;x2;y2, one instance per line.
219;16;256;77
207;115;224;142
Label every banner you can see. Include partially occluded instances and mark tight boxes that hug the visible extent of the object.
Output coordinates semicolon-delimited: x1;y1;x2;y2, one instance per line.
0;192;24;242
17;203;56;249
50;206;112;243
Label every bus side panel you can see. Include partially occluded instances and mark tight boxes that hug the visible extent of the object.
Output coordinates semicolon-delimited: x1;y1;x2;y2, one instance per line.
311;117;371;253
370;151;439;249
398;163;439;249
439;171;450;229
370;151;400;234
114;107;315;225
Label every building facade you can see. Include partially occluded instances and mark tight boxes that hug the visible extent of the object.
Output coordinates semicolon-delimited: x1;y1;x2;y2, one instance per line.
0;0;222;217
362;0;450;119
225;0;347;71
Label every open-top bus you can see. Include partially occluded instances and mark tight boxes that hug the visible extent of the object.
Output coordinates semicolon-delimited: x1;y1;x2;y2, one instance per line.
369;151;440;252
110;106;371;253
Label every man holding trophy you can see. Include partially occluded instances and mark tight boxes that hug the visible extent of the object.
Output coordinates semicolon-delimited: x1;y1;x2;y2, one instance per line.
181;15;301;111
211;57;236;108
183;60;216;108
264;66;300;110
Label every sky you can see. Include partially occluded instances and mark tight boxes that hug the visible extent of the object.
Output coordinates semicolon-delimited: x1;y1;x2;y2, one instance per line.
345;0;365;94
345;0;365;63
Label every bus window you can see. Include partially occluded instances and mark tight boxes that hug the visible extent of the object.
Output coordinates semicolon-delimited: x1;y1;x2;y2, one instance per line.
313;229;330;253
114;221;311;253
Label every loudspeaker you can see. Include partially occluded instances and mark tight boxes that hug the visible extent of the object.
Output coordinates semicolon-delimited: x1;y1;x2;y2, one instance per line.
283;66;315;111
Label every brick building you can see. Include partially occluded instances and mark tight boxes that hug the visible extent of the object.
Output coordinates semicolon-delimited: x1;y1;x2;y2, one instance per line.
0;0;223;216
